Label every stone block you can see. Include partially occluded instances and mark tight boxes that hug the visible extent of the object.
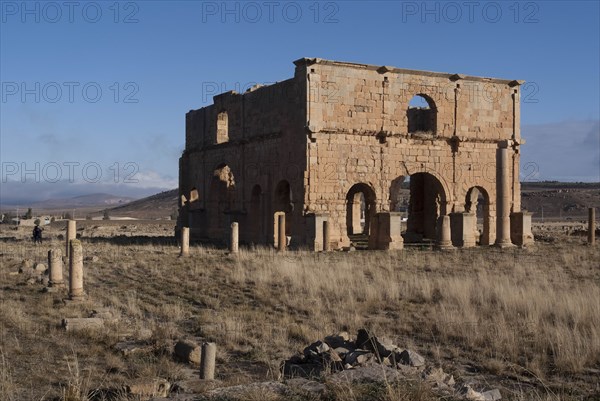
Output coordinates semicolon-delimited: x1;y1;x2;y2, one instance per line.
450;212;477;248
125;378;170;398
510;211;534;247
62;318;104;332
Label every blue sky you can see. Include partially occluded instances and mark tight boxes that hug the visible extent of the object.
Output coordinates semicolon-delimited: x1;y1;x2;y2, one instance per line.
1;0;599;204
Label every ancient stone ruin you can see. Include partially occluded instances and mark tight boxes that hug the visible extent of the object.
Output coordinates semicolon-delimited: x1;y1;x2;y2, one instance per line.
178;58;533;250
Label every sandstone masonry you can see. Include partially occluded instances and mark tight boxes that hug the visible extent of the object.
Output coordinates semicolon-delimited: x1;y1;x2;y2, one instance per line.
178;58;532;250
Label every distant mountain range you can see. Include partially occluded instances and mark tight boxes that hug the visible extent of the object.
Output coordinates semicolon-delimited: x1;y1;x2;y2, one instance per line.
25;193;136;209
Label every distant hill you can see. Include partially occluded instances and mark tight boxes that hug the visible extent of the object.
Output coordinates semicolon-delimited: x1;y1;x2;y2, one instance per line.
521;184;599;218
30;193;136;209
104;189;178;219
521;181;599;190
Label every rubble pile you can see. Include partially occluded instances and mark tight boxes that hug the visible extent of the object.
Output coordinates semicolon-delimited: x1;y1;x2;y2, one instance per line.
283;329;502;401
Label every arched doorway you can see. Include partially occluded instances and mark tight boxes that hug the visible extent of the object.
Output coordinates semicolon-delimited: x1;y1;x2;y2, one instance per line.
407;94;437;134
404;172;446;243
465;186;491;245
346;183;377;238
389;175;410;213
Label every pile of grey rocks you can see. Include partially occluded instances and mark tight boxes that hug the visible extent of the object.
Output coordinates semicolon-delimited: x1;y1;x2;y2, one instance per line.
284;329;425;375
283;329;501;401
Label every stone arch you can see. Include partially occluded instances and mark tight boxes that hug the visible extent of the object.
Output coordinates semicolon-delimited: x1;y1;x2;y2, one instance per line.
216;110;229;144
403;166;452;211
407;94;437;134
345;183;377;236
403;172;447;242
465;186;491;245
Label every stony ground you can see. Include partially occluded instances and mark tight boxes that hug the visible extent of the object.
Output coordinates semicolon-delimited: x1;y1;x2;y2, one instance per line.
0;222;598;401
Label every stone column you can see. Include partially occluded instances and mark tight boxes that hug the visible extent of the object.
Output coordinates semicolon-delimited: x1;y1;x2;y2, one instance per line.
200;342;216;380
230;222;239;253
180;227;190;257
589;207;596;245
66;220;76;257
495;144;513;247
436;215;453;250
48;248;64;287
69;239;84;300
323;220;331;251
278;214;286;251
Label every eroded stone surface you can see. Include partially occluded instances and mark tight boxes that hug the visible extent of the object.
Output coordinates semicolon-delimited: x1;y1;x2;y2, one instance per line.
178;58;528;250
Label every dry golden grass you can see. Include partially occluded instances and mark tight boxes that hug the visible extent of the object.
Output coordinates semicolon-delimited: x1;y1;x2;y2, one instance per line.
0;224;598;400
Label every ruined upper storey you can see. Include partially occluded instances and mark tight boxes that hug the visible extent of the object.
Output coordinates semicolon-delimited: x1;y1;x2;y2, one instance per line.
184;57;523;151
185;77;305;151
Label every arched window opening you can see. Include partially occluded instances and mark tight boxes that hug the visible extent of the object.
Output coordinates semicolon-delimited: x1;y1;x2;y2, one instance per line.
407;94;437;134
216;111;229;144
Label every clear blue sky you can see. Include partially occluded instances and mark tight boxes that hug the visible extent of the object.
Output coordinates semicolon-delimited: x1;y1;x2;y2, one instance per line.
1;0;599;204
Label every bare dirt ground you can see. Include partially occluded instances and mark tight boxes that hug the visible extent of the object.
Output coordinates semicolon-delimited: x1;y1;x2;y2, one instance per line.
0;221;598;401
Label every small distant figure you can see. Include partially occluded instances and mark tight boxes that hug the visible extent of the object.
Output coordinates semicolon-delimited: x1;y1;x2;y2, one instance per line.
32;225;43;244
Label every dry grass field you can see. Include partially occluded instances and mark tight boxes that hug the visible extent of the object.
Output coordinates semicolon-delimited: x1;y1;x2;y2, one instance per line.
0;222;598;401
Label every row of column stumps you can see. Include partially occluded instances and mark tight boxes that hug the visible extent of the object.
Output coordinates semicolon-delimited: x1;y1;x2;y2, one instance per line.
46;220;84;300
178;224;241;255
179;220;286;255
179;207;597;253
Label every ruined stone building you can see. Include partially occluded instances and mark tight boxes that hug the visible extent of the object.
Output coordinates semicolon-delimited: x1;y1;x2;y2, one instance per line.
178;58;533;250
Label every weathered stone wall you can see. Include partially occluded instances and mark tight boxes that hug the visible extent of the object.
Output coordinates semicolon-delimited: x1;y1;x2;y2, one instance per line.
180;77;309;245
179;58;525;249
300;59;522;247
